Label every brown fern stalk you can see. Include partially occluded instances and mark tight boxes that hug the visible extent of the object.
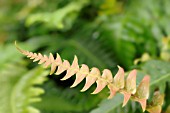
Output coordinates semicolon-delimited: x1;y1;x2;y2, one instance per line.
15;42;151;112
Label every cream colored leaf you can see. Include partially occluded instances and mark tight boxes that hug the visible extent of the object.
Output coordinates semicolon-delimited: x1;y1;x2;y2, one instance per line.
49;53;54;62
46;53;54;74
120;91;131;107
55;53;62;65
125;69;137;94
91;79;107;94
30;53;37;59
138;99;147;112
38;55;47;64
27;52;34;58
55;60;70;75
91;69;112;94
61;56;79;80
102;69;113;83
81;75;96;92
133;75;150;112
33;53;42;62
107;84;118;99
43;57;51;68
71;64;89;88
50;63;57;75
135;75;150;99
114;66;125;89
90;67;101;77
80;67;100;92
71;55;79;69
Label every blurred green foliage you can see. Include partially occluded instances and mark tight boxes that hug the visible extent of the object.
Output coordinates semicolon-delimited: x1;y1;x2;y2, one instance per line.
0;0;170;113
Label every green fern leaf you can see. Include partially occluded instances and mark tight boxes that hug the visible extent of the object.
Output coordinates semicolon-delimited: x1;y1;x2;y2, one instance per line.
26;0;89;30
0;63;48;113
33;81;101;113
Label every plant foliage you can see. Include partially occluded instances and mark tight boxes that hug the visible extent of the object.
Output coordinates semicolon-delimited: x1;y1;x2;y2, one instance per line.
1;0;170;113
15;43;166;112
0;63;48;113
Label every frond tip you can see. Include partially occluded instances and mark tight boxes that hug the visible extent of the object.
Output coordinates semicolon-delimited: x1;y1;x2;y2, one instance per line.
15;42;152;112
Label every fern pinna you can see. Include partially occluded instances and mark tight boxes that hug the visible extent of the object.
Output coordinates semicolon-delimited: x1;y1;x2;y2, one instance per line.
15;42;163;113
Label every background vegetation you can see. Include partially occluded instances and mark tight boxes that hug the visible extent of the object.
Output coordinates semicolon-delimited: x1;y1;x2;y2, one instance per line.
0;0;170;113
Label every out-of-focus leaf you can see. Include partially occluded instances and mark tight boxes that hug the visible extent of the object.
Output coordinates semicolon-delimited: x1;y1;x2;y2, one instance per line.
57;37;117;71
160;37;170;61
0;63;48;113
141;60;170;93
34;81;101;113
146;91;164;113
98;0;123;15
26;0;89;30
165;105;170;113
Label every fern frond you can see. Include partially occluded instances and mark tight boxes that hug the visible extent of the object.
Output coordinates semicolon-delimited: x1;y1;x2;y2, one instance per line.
15;42;150;112
0;63;48;113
